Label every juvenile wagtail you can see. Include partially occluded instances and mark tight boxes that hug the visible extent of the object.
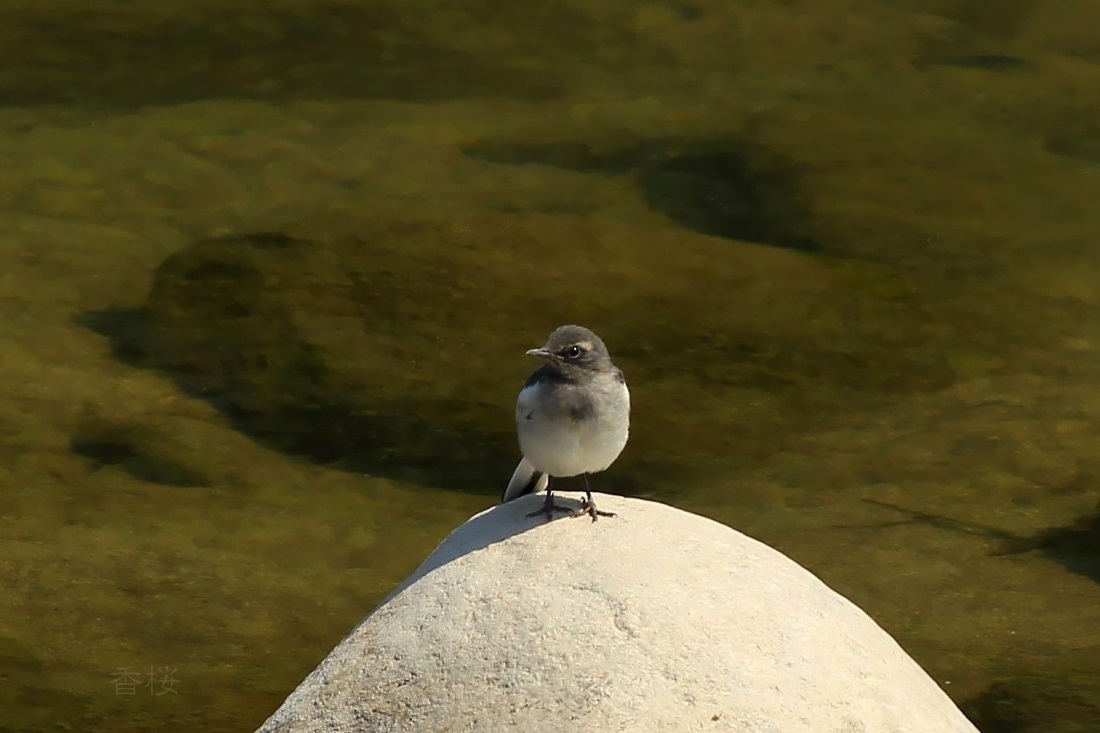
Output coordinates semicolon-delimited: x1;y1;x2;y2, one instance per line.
502;325;630;521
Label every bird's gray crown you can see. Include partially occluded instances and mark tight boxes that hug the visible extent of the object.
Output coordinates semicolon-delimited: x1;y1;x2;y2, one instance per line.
528;324;616;376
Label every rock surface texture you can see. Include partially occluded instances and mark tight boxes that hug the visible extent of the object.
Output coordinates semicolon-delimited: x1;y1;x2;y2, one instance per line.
256;494;979;733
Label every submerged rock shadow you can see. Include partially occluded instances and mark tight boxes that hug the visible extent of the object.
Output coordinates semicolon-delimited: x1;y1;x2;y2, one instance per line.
961;666;1100;733
461;136;822;253
75;231;652;498
77;304;516;496
74;231;507;495
854;497;1100;584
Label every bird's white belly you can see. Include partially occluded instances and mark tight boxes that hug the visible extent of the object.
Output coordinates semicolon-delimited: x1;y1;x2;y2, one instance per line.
516;381;629;478
518;416;627;477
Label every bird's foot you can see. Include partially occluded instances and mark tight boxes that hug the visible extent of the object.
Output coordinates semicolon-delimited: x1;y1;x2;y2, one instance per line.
571;496;617;522
525;493;575;521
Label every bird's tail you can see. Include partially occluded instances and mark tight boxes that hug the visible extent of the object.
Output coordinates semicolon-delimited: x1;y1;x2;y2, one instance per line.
502;457;548;503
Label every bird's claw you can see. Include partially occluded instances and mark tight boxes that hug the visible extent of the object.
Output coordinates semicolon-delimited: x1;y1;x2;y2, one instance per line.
526;492;575;521
571;496;617;522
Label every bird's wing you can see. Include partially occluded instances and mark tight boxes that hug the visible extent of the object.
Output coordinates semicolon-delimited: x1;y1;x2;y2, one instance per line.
502;456;548;503
515;381;539;422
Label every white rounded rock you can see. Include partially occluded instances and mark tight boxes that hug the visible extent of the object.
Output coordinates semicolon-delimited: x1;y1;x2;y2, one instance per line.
257;493;979;733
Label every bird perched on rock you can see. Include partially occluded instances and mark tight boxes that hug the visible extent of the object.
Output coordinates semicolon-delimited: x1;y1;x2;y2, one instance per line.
502;325;630;521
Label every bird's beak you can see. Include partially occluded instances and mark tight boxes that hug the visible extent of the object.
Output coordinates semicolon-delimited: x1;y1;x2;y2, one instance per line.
525;348;553;359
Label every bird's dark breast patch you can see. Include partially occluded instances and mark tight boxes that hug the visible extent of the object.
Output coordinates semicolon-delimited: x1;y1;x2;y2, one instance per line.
568;396;596;421
524;364;577;389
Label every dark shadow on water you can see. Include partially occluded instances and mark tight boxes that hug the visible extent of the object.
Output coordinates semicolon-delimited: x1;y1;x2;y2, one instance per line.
1042;108;1100;165
639;146;820;252
853;498;1100;584
74;231;654;498
77;305;519;496
992;506;1100;582
461;136;822;252
852;498;1100;728
962;671;1100;733
70;420;211;488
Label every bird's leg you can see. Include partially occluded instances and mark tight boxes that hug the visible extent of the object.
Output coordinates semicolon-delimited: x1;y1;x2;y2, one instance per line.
525;477;574;520
572;474;617;521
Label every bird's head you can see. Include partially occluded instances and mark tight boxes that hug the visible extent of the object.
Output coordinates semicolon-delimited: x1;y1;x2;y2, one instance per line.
526;325;614;373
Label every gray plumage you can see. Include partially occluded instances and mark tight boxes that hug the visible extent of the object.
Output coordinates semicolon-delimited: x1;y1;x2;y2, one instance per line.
502;325;630;520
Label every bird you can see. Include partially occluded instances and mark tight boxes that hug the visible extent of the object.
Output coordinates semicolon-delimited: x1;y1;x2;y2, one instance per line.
501;325;630;521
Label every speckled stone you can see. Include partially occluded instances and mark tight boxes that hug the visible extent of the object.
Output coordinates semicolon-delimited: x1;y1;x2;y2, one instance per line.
256;494;979;733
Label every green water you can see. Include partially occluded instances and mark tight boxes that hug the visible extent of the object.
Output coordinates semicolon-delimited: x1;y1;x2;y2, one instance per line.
2;2;1100;731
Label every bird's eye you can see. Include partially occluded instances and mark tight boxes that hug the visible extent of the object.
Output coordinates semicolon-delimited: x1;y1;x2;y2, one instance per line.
564;345;582;359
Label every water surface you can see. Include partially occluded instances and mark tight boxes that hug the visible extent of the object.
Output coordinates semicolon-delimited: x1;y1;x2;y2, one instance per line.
2;1;1100;731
